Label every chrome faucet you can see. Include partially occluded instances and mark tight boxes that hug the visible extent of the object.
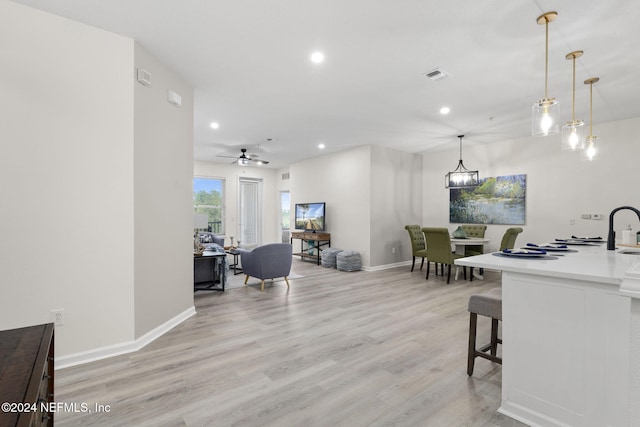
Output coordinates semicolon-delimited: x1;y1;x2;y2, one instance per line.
607;206;640;250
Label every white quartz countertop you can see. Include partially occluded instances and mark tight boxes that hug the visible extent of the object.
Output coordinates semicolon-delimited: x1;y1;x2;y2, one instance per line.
455;243;640;285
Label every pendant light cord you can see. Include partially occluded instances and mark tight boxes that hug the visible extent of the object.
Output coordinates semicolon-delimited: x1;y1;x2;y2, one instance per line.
571;57;576;120
589;82;593;136
544;20;549;99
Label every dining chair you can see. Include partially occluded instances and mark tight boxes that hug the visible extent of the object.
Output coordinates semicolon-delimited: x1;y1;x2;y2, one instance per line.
405;225;429;272
499;227;524;251
422;227;466;284
460;225;487;256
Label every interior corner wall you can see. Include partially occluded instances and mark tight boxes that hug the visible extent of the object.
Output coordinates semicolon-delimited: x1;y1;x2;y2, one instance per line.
370;146;423;267
422;116;640;253
0;2;135;356
193;161;280;246
289;146;372;266
133;43;194;339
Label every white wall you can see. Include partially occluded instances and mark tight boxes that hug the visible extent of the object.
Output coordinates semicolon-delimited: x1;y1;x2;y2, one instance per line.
289;146;373;266
0;2;135;354
370;146;423;267
133;43;194;338
422;116;640;252
0;2;194;360
193;161;280;246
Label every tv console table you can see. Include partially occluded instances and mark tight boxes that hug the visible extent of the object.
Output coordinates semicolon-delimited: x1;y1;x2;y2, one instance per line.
291;231;331;265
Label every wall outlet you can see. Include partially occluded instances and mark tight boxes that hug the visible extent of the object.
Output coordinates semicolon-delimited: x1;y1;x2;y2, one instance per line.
592;214;602;220
51;309;64;326
391;247;396;254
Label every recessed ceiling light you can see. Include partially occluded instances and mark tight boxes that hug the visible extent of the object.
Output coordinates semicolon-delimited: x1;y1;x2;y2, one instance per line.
210;122;220;129
318;143;325;149
310;52;325;64
440;107;450;115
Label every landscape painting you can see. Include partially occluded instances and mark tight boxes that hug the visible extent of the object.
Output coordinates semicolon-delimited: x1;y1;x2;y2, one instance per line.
450;174;526;224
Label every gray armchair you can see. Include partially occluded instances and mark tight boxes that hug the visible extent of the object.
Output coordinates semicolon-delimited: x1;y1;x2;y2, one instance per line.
239;243;293;291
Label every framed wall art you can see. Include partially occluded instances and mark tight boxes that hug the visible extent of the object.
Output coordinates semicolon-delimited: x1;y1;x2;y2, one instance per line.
449;174;526;225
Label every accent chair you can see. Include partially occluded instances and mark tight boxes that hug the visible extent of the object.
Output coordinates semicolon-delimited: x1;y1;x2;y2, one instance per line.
422;227;466;284
239;243;293;291
460;224;487;256
405;225;429;272
499;227;524;251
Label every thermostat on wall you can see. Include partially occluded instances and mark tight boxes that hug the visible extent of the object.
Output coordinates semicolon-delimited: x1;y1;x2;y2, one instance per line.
136;68;151;87
167;90;182;107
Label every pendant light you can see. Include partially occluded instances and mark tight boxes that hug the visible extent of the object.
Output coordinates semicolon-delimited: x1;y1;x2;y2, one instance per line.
445;135;479;189
581;77;600;161
561;51;585;150
532;11;560;137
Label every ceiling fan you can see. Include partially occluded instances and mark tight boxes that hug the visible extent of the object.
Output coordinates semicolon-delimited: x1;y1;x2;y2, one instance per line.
216;148;270;166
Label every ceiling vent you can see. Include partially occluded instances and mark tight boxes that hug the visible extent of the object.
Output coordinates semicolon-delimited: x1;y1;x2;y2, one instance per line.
425;68;450;81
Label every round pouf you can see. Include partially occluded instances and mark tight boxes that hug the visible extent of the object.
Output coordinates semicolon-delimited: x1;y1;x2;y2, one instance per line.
321;248;343;268
336;250;361;272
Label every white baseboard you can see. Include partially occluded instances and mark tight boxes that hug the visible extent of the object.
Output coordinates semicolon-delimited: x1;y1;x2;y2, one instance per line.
54;306;196;370
362;260;413;272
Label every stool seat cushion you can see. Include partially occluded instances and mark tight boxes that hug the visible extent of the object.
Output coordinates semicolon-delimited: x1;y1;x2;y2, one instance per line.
468;288;502;320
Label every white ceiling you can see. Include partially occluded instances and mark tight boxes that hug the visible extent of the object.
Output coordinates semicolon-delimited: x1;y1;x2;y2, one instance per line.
11;0;640;168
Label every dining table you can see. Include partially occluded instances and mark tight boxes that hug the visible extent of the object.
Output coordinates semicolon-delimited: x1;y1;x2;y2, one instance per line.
450;237;490;279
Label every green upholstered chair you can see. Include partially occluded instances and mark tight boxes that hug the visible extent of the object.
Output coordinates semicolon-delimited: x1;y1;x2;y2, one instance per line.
460;225;487;256
499;227;524;251
405;225;429;272
422;227;466;284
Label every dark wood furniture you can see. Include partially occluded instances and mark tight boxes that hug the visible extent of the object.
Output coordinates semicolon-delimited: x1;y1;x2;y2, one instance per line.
194;251;226;291
225;248;243;275
290;231;331;265
0;323;55;427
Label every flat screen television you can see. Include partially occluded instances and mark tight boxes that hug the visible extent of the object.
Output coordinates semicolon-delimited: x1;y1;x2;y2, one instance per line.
294;202;326;232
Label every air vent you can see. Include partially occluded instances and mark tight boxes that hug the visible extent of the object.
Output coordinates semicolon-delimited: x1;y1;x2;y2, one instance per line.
425;68;450;81
281;172;290;180
136;68;151;87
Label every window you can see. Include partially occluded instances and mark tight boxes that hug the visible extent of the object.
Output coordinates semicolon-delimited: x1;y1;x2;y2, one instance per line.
193;177;225;234
280;191;290;243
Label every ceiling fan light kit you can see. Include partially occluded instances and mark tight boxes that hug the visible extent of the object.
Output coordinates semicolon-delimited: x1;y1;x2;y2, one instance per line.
216;148;270;166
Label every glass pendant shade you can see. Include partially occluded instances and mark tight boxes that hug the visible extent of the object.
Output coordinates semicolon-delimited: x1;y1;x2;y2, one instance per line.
561;119;585;150
580;136;598;161
445;135;479;189
532;98;560;136
561;50;585;150
581;77;600;162
532;11;559;137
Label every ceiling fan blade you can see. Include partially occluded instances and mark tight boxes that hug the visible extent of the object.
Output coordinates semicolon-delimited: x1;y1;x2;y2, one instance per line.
216;154;239;159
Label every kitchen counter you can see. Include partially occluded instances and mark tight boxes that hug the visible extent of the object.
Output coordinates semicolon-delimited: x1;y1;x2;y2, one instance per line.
457;244;640;284
456;244;640;427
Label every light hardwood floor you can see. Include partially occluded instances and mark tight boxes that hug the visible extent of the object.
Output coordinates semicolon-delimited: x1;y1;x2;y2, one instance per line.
55;260;525;426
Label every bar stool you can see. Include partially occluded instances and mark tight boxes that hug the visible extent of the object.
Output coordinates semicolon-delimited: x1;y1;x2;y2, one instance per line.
467;287;502;375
